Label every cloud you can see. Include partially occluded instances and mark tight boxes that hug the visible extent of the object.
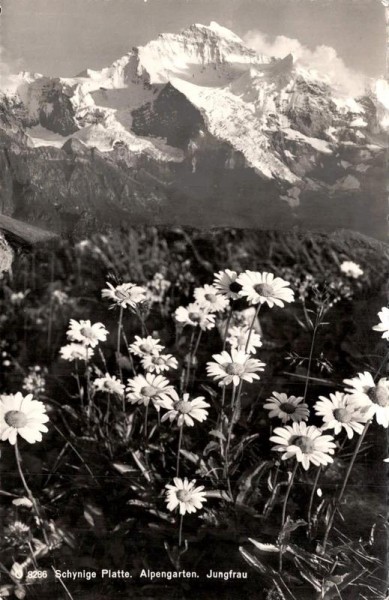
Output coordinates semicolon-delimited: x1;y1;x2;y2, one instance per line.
0;46;24;92
244;30;366;97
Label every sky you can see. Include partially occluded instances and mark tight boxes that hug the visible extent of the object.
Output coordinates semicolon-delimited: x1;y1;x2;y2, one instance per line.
1;0;386;82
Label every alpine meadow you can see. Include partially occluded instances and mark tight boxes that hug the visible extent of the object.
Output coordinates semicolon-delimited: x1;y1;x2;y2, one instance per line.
0;3;388;599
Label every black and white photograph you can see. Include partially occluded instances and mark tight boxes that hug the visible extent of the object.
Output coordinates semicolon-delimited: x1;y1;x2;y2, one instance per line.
0;0;388;598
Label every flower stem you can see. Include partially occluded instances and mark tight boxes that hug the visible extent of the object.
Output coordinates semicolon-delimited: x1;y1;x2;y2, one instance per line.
223;305;234;351
117;306;124;383
15;440;34;500
183;329;196;392
281;461;298;527
144;403;149;440
51;566;75;600
190;329;203;387
74;359;83;409
85;348;92;421
221;385;226;409
223;385;237;481
104;392;111;426
46;255;55;353
322;421;370;552
47;298;54;352
226;302;261;452
121;328;137;376
15;440;50;548
307;466;322;537
176;425;184;476
303;310;320;402
178;514;184;547
279;462;298;572
244;304;261;354
217;385;227;432
135;307;148;336
192;329;203;361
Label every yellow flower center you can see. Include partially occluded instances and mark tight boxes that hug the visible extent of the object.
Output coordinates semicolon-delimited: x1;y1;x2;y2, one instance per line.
367;385;389;407
290;435;315;454
174;400;193;414
204;293;217;303
280;402;297;415
333;407;353;423
152;356;165;365
4;410;28;428
253;283;274;297
224;362;245;376
115;289;131;301
229;281;242;293
141;386;158;398
140;342;153;353
176;490;192;502
188;312;201;323
80;326;94;339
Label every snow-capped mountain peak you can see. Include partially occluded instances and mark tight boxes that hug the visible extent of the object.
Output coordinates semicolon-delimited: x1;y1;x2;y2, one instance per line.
0;22;387;237
134;21;270;86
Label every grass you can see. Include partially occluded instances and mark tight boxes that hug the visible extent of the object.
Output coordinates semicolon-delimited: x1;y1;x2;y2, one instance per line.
0;226;388;600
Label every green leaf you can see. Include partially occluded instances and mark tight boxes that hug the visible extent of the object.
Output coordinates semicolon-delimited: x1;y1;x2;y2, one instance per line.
112;462;135;475
278;517;307;545
206;490;232;502
131;450;152;482
209;429;226;441
248;538;279;553
294;558;321;592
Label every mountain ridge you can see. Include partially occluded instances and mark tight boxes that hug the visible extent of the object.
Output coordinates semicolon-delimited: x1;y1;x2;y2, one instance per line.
0;22;387;239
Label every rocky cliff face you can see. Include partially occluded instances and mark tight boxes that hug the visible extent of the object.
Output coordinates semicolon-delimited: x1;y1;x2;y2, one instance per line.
0;22;387;238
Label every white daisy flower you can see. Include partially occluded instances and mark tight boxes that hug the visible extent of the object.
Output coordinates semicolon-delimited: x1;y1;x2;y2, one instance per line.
59;343;95;362
67;319;108;348
344;372;389;428
175;302;215;331
145;273;171;304
372;307;389;341
10;562;24;580
213;269;242;300
12;497;33;508
0;392;49;445
218;307;263;341
126;373;175;410
22;370;46;395
194;284;229;313
165;477;207;515
206;348;265;387
227;325;262;354
340;260;364;279
270;422;336;470
237;271;294;307
314;392;368;438
161;392;210;427
5;521;30;539
141;353;178;374
52;290;70;305
93;374;125;396
264;392;309;424
129;335;164;358
10;291;28;305
101;282;146;309
344;371;379;398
